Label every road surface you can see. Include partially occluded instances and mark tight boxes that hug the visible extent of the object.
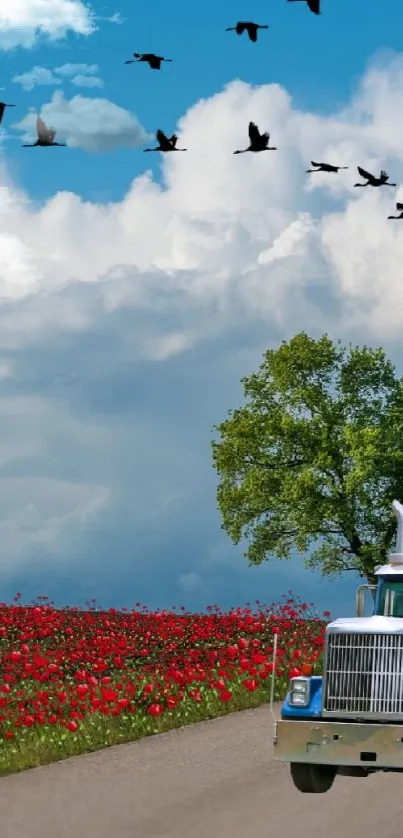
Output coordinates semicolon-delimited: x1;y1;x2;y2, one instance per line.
1;702;403;837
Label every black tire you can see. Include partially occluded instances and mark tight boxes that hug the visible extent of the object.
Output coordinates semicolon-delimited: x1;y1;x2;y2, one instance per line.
290;762;336;793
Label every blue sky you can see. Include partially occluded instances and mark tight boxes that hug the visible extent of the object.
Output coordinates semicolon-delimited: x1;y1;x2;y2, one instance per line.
2;0;403;202
0;0;402;618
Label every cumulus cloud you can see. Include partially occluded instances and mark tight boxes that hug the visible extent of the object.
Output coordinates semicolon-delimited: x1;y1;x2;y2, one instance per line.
176;572;202;593
12;66;62;91
0;393;111;573
99;11;125;24
0;52;402;605
7;54;403;332
257;214;316;265
12;63;103;91
54;63;99;77
11;91;149;152
0;475;109;567
70;74;103;88
0;0;95;50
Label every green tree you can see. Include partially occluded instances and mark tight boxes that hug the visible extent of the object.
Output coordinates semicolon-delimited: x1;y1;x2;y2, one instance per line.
211;332;403;586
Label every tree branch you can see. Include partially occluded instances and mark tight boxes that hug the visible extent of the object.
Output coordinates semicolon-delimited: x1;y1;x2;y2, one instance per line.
245;457;308;470
264;529;299;538
379;518;396;549
318;528;345;536
332;561;361;572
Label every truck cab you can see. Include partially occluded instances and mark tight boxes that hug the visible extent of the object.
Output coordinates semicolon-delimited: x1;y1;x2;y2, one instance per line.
273;499;403;793
372;569;403;618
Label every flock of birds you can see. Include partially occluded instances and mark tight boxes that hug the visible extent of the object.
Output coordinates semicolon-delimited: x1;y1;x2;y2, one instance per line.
0;0;401;220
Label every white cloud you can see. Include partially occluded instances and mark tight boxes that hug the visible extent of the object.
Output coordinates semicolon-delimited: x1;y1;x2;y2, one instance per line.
100;11;125;24
7;54;403;334
0;394;111;570
0;360;13;380
12;66;62;91
0;51;402;598
12;63;103;91
0;0;95;50
70;74;103;88
0;476;109;566
257;214;315;265
176;572;202;593
11;91;149;152
54;63;99;77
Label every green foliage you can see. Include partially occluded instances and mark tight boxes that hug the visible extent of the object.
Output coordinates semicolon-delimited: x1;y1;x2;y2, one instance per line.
211;332;403;584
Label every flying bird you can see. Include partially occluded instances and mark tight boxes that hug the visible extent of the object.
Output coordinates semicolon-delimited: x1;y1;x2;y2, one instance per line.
0;102;15;127
287;0;320;15
234;122;277;154
225;22;269;42
354;166;396;188
125;53;172;70
306;161;348;173
388;202;403;219
143;129;187;152
21;116;66;147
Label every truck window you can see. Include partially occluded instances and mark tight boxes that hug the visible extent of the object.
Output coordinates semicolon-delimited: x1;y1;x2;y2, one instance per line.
377;577;403;617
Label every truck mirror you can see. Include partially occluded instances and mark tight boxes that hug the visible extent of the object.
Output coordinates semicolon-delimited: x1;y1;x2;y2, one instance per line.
356;584;377;617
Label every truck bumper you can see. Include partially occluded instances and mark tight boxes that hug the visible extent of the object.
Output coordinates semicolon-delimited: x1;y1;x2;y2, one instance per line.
274;719;403;768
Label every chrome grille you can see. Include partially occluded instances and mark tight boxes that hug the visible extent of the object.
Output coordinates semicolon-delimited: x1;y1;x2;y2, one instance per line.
323;632;403;717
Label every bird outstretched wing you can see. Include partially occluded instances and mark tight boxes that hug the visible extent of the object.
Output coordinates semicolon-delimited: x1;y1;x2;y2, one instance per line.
37;116;50;141
396;202;403;211
357;166;373;180
169;134;178;147
248;122;261;143
307;0;320;13
48;129;56;143
310;161;321;167
237;22;247;33
156;129;169;145
149;56;161;69
247;24;258;41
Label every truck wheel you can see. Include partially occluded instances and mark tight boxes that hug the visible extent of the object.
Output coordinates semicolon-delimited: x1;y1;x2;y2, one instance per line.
290;762;336;793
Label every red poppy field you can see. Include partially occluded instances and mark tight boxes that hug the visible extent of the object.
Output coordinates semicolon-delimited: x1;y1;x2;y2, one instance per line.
0;591;330;776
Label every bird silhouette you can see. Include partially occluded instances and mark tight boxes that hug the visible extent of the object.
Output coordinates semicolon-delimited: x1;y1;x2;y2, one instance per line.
125;53;172;70
388;202;403;219
0;102;15;127
306;161;348;173
21;116;66;147
143;129;187;152
287;0;320;15
234;122;277;154
354;166;396;188
225;22;269;42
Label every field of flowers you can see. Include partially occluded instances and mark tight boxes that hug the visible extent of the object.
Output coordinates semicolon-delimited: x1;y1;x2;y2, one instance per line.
0;591;330;776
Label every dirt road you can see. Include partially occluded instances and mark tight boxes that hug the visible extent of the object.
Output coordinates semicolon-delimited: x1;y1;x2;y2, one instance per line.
1;703;402;837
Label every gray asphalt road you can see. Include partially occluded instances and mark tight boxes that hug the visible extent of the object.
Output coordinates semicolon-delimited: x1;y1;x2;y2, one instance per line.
1;703;403;837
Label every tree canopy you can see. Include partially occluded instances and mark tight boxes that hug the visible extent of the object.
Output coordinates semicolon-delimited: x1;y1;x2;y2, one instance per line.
211;332;403;586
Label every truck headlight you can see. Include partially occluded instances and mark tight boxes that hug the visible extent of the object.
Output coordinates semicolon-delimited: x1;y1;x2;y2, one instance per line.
289;676;311;707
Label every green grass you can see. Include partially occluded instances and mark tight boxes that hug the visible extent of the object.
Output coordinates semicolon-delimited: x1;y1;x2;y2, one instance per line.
0;679;288;777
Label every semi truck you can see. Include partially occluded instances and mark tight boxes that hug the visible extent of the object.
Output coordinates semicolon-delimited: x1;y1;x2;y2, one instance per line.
273;498;403;793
